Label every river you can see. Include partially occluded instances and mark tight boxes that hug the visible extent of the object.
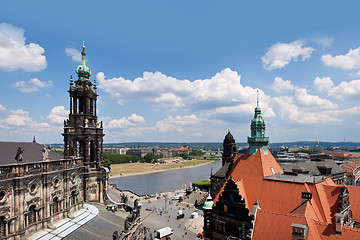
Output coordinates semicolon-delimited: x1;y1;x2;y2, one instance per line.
109;160;222;195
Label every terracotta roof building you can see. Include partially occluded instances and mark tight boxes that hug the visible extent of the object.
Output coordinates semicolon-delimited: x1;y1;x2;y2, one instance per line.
204;99;360;240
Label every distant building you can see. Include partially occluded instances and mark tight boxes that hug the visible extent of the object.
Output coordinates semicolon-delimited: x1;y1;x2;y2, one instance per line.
279;154;346;184
126;148;151;158
341;162;360;185
172;143;191;155
103;147;129;155
313;141;325;153
205;99;360;239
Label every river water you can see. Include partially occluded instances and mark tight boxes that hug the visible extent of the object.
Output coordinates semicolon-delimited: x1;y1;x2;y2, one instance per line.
109;161;222;195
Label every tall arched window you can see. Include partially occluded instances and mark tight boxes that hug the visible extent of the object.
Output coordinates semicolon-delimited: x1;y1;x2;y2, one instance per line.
0;216;6;237
53;197;59;214
71;191;76;206
28;205;36;225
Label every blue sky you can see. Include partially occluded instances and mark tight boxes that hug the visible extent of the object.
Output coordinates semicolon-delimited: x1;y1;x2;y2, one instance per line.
1;1;360;144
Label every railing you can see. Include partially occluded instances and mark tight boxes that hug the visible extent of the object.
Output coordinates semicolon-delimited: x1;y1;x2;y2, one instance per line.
0;158;84;179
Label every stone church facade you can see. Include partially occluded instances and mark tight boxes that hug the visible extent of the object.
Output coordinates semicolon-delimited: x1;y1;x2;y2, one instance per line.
0;45;108;239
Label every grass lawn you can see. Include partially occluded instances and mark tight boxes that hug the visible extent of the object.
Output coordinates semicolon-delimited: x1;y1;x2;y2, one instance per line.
109;159;217;177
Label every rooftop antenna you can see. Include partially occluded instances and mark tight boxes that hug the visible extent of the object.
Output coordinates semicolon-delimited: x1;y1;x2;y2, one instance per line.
257;90;259;107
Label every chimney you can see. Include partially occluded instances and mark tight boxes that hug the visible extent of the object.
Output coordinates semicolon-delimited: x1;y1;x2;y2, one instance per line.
291;223;308;240
301;192;312;204
335;213;343;234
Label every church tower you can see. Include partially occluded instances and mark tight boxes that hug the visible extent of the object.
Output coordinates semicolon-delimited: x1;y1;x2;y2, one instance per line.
63;44;104;168
222;129;236;166
62;44;107;202
247;91;269;155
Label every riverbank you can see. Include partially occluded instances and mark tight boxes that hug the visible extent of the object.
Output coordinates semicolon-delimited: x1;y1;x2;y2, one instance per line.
109;159;218;179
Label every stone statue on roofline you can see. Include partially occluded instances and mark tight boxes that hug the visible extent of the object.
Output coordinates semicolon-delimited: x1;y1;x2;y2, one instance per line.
15;147;24;163
42;146;51;161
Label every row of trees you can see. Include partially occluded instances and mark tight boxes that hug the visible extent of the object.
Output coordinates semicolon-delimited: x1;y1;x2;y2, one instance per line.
103;153;144;166
103;149;205;166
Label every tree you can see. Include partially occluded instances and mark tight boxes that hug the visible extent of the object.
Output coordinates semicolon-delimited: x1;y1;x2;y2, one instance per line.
180;153;189;159
144;152;155;163
190;149;204;156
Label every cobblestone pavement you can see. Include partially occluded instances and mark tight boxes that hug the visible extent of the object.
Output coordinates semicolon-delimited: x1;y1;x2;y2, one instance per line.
108;186;204;240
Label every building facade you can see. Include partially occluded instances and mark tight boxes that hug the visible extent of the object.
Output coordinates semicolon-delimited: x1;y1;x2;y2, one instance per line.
0;45;108;239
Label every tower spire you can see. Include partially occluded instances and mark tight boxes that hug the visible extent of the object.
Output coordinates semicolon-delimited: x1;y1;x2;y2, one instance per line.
75;43;91;80
247;95;269;155
257;90;259;107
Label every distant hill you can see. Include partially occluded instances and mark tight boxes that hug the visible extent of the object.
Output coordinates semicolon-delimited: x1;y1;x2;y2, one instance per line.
103;141;360;149
49;141;360;149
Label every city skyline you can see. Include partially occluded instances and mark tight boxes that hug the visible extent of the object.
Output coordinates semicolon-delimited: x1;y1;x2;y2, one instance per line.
1;1;360;144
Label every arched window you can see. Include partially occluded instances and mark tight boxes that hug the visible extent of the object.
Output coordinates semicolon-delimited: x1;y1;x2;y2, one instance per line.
53;197;59;214
71;191;76;206
28;205;36;225
0;216;5;237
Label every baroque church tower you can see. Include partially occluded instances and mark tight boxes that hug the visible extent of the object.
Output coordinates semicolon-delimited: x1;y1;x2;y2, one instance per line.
62;44;107;202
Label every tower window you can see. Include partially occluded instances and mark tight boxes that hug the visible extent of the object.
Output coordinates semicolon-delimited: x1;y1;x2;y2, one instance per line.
0;217;5;237
28;205;37;225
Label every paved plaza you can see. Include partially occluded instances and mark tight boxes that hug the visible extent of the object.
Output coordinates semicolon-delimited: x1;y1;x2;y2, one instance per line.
29;186;204;239
108;185;204;240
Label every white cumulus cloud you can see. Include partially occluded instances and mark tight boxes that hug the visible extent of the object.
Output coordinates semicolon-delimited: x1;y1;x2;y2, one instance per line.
65;47;81;62
97;68;275;117
322;47;360;70
0;23;47;71
0;105;6;111
313;77;334;92
47;106;69;124
294;88;337;110
273;97;340;124
13;78;52;93
3;109;32;126
272;77;298;93
107;113;145;128
149;93;185;108
108;118;135;129
328;79;360;100
156;114;200;132
128;113;145;123
262;40;314;70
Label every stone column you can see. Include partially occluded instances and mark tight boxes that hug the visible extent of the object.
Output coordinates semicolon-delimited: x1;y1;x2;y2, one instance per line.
70;96;73;114
73;97;77;114
85;97;89;116
94;99;97;116
84;139;89;163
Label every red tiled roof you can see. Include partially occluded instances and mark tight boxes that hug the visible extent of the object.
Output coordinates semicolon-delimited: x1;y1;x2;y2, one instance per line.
212;146;360;239
252;209;322;240
341;162;360;177
347;185;360;222
253;209;360;240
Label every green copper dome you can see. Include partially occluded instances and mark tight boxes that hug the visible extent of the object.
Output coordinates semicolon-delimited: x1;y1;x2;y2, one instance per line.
247;91;269;155
203;195;213;210
75;45;91;80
